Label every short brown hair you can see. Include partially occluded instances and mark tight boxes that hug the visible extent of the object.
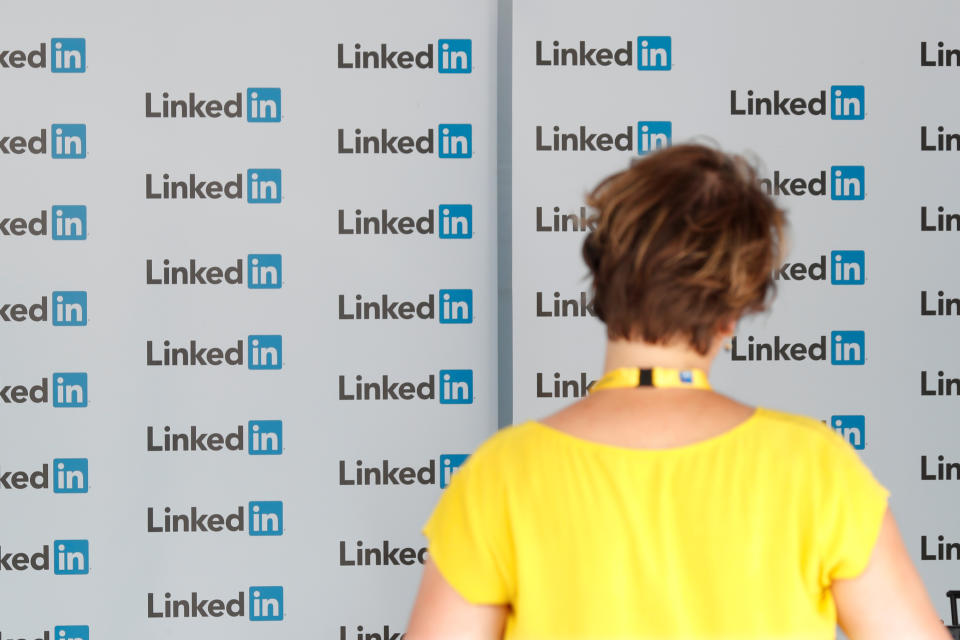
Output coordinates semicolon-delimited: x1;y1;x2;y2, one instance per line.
582;143;787;355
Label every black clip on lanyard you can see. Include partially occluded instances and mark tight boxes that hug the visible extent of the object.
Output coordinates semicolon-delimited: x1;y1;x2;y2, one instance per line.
637;368;654;386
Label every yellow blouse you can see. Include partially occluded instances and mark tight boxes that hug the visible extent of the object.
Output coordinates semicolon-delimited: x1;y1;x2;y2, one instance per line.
421;407;890;639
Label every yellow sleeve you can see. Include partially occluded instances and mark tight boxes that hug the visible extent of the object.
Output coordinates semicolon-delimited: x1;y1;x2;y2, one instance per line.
817;428;891;584
421;435;515;605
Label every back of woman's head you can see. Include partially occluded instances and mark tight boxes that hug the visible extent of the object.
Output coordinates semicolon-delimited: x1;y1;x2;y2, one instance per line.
582;143;787;356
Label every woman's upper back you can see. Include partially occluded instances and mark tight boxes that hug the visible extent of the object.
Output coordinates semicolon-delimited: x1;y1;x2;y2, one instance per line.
421;396;889;640
539;386;758;451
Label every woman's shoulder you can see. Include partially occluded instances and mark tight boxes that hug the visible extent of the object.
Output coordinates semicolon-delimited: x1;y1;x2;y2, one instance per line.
466;422;543;460
463;406;855;467
455;422;561;477
753;406;838;436
751;405;860;456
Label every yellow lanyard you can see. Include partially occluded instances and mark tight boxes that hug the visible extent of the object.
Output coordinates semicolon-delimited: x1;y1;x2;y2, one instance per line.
588;366;712;392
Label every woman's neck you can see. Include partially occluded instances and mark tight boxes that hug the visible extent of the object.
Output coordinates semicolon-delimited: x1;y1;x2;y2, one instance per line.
603;337;719;375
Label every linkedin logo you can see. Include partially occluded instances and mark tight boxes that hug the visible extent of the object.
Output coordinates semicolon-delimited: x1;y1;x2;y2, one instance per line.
337;38;471;72
0;38;85;72
534;35;670;69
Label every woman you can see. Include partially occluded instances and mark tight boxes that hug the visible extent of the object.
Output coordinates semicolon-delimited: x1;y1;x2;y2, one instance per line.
406;144;949;640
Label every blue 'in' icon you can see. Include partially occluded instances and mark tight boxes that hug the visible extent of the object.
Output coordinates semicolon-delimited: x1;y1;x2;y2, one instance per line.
51;124;86;159
52;458;88;493
637;121;671;155
830;166;865;201
246;88;281;123
637;36;671;70
54;625;90;640
249;586;283;621
830;250;865;285
248;420;283;454
830;85;864;120
53;539;89;575
830;330;865;365
438;289;473;324
50;38;86;73
439;369;473;404
248;335;282;370
438;39;471;73
439;454;469;488
51;205;87;240
438;204;472;238
831;414;865;450
247;254;282;289
51;291;87;326
248;501;283;536
247;169;282;203
52;372;88;407
438;124;472;158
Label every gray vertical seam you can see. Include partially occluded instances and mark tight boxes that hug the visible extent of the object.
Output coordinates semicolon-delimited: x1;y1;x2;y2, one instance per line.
496;0;513;428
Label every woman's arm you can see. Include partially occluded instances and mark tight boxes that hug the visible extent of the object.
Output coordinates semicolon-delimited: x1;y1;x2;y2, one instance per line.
406;556;510;640
833;507;953;639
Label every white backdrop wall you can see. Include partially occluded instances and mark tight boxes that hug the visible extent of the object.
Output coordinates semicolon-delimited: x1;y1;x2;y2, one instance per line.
512;0;960;634
0;1;497;638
